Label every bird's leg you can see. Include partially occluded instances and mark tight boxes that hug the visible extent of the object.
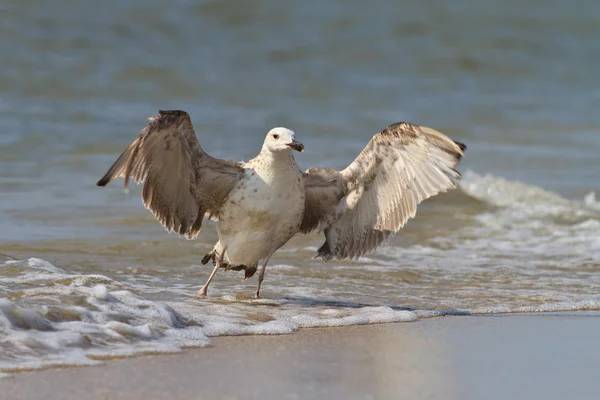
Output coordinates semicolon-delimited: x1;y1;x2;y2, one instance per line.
255;258;271;299
197;249;226;297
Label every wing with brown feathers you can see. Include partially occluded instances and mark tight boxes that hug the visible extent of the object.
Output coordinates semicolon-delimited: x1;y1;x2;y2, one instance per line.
300;122;466;260
97;110;244;239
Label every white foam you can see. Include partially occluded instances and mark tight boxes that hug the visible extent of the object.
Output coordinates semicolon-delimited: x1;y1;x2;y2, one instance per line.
288;307;417;327
0;299;53;331
469;299;600;315
584;192;600;210
0;258;420;374
460;171;600;222
91;284;110;300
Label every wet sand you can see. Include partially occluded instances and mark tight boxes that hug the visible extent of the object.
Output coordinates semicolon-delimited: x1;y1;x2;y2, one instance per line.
2;313;599;400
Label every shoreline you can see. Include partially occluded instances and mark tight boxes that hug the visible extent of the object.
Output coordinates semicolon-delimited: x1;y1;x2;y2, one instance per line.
2;312;599;400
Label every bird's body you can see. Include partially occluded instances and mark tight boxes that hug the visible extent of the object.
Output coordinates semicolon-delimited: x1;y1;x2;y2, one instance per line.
97;110;466;298
217;150;305;266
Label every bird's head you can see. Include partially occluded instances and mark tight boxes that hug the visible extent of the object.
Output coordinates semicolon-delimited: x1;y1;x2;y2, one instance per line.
263;127;304;153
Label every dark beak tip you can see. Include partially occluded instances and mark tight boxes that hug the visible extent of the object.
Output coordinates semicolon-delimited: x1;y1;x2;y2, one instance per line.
288;142;305;152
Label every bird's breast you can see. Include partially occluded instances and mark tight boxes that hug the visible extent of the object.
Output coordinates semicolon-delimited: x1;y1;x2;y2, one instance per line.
217;166;305;264
219;167;305;234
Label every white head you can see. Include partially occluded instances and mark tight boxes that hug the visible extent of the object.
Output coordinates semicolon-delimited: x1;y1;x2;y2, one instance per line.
262;127;304;153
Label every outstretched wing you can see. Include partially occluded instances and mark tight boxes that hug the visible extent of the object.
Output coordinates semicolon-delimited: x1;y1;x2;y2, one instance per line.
97;110;244;239
300;122;466;260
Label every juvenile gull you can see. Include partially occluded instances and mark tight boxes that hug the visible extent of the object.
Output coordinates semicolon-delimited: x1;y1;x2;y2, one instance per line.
97;110;466;298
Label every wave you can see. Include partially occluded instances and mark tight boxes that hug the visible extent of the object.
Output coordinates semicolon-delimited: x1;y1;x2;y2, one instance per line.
459;170;600;223
447;171;600;259
1;172;599;374
0;258;417;374
2;256;598;374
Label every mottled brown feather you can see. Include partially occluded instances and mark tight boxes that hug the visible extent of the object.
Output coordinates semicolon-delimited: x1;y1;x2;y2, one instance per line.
97;110;244;239
301;122;466;260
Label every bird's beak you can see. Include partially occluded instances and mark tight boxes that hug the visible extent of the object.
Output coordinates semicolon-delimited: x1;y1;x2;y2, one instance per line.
287;140;304;152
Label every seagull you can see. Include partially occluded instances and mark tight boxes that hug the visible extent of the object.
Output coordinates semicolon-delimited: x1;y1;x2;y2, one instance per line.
97;110;466;298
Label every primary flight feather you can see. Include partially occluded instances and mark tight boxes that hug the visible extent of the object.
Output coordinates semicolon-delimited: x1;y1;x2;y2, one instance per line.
97;110;466;298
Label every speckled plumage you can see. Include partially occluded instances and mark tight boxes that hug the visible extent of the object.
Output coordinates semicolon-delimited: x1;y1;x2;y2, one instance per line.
97;110;466;297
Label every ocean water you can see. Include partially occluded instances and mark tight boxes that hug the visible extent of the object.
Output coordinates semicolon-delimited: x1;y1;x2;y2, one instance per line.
1;0;599;373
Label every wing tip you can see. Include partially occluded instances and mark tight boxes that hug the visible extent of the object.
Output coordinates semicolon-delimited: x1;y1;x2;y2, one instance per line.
454;140;467;152
96;176;110;187
382;123;467;163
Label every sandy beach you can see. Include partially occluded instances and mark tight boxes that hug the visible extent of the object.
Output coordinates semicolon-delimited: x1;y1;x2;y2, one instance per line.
2;313;599;400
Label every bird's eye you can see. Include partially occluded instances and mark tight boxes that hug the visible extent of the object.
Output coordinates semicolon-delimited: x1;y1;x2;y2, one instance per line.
272;134;279;140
